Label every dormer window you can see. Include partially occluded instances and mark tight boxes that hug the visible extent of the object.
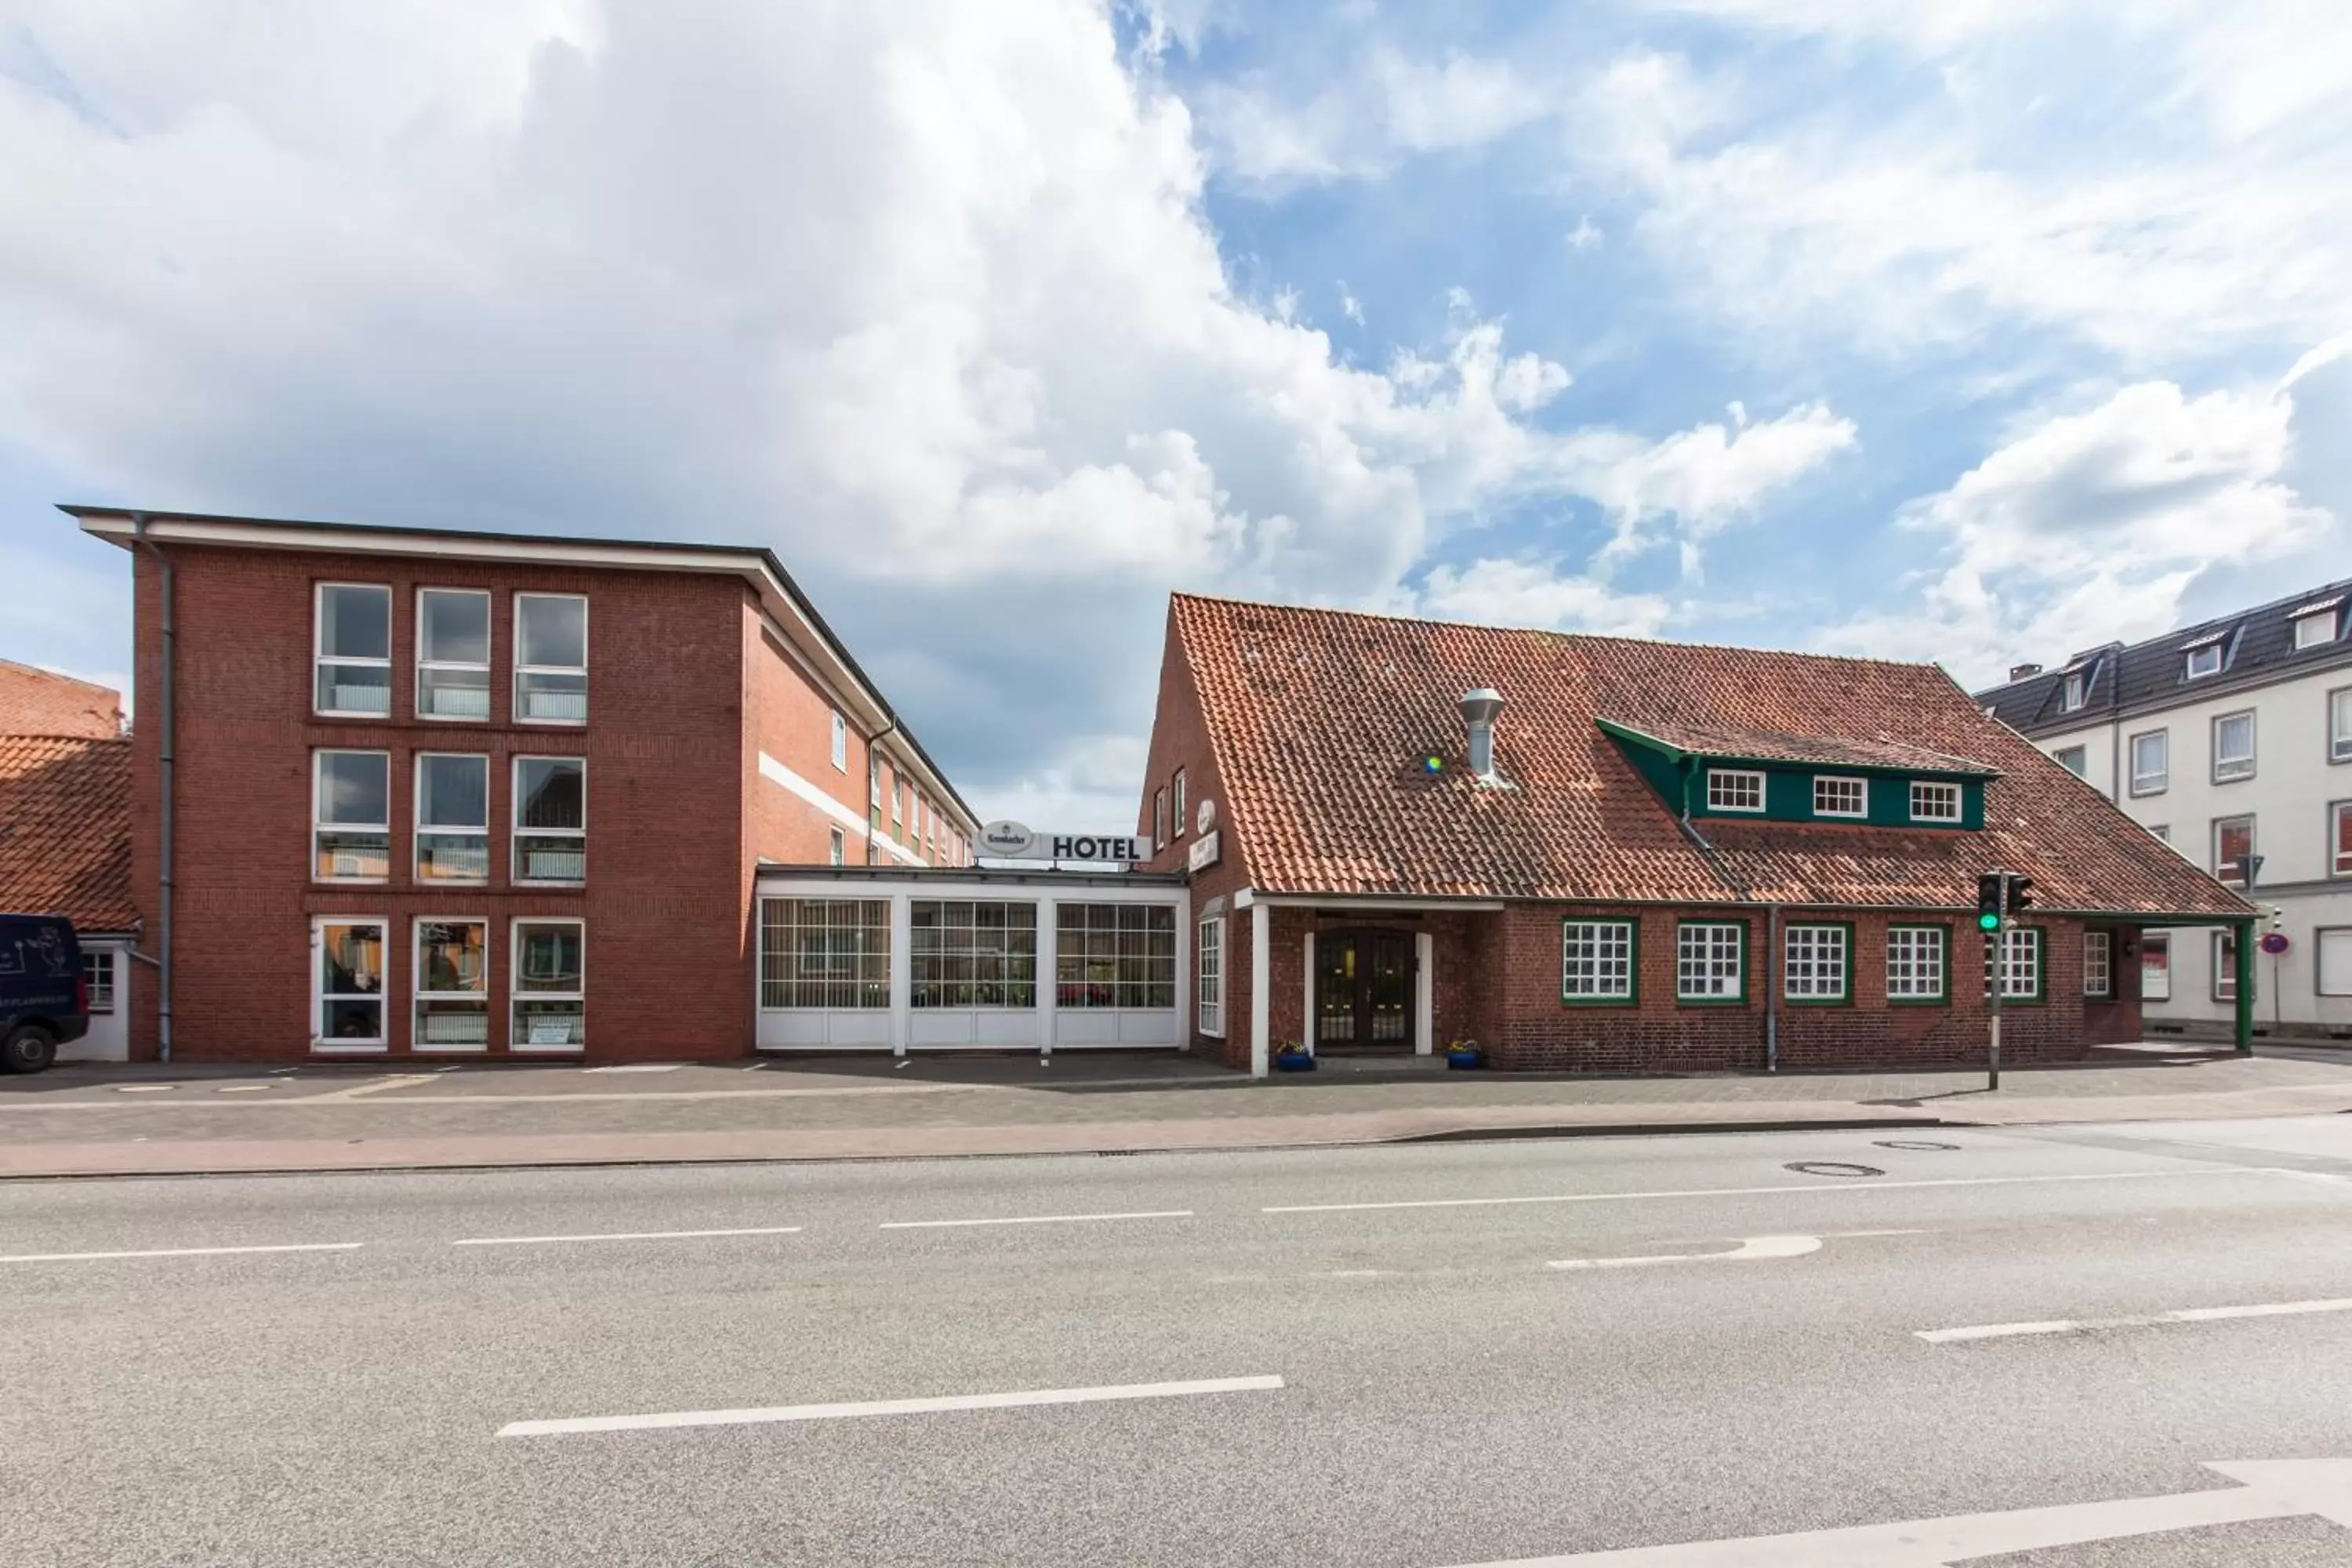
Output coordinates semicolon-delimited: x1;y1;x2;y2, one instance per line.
2292;604;2340;651
2060;670;2086;711
1910;781;1961;823
2184;641;2223;680
1706;768;1765;812
1813;775;1867;818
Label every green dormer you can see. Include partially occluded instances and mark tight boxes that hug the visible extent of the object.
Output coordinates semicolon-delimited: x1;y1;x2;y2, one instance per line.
1597;717;1995;830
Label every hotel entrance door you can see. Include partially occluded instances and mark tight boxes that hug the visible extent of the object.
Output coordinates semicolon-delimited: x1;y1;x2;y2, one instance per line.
1313;930;1415;1053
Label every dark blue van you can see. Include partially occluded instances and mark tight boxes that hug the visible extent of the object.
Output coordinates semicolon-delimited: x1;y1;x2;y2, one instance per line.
1;913;89;1074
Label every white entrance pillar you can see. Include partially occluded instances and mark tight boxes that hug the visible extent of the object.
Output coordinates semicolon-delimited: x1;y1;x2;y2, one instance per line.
1036;898;1058;1059
1301;928;1316;1060
1250;900;1272;1079
889;894;913;1058
1415;930;1435;1054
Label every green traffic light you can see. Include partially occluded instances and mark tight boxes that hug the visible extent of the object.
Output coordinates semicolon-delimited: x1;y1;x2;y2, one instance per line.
1977;913;2002;931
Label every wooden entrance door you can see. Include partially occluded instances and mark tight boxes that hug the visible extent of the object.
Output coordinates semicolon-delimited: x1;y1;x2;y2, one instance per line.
1314;930;1416;1052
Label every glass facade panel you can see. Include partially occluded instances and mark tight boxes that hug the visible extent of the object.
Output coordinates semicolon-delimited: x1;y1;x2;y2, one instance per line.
1055;903;1176;1009
909;901;1036;1008
760;898;891;1009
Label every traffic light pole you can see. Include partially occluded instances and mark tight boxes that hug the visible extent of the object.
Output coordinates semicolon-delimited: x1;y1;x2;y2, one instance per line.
1987;933;2002;1091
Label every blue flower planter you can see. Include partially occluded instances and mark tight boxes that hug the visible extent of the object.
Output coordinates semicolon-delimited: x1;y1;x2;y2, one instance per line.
1274;1050;1316;1073
1446;1048;1486;1071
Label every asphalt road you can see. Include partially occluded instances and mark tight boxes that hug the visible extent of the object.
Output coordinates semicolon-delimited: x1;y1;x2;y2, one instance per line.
7;1117;2352;1566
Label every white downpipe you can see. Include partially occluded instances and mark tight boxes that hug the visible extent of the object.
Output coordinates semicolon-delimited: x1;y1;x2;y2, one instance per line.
1250;901;1272;1079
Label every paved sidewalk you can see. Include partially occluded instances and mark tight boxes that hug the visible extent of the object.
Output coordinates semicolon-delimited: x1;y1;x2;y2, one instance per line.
5;1044;2350;1177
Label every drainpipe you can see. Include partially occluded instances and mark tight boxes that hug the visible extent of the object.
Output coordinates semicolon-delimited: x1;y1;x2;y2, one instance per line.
132;514;174;1063
1764;903;1781;1073
864;714;898;866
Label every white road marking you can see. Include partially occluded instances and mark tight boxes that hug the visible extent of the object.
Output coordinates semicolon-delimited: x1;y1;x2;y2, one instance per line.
214;1083;274;1093
312;1073;440;1102
110;1083;175;1093
0;1242;363;1264
879;1209;1194;1230
1264;1167;2263;1214
1920;1297;2352;1343
1440;1457;2352;1565
1550;1234;1823;1270
586;1063;684;1073
498;1374;1284;1438
452;1225;804;1247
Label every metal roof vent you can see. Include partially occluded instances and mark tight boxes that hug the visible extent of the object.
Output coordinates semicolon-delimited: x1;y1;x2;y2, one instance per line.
2008;662;2042;682
1461;688;1505;783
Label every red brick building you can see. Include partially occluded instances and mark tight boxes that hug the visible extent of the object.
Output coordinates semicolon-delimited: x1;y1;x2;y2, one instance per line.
71;506;978;1063
1134;594;2256;1075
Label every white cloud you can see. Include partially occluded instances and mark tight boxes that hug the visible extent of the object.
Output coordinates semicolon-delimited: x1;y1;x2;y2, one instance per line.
1567;215;1603;251
1196;46;1546;186
1419;557;1671;637
1338;281;1364;325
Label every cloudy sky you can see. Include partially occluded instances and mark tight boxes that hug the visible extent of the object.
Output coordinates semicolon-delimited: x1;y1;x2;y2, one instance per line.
2;0;2347;828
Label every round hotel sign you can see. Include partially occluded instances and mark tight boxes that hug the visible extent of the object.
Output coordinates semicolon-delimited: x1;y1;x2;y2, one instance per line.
979;819;1040;858
1196;797;1216;834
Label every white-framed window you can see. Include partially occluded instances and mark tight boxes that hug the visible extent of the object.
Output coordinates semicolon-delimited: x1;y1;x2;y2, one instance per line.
760;898;890;1009
2053;745;2088;778
1174;768;1189;837
416;588;492;720
2083;929;2112;998
1706;769;1765;812
2212;928;2238;1003
2330;687;2352;764
513;593;587;724
514;755;585;884
2185;641;2223;680
314;583;392;717
1562;919;1635;1001
2318;928;2352;997
1056;904;1178;1010
1984;927;2042;1001
831;710;848;772
313;750;390;881
314;916;387;1049
2149;823;2172;843
2142;933;2171;1001
414;918;490;1048
1812;776;1867;818
2292;607;2339;651
2061;670;2086;711
81;949;116;1014
910;901;1037;1008
1677;921;1744;1001
513;920;585;1050
1153;786;1169;850
415;753;490;883
2212;710;2255;782
1910;780;1962;823
828;827;846;866
2335;801;2352;877
891;771;902;824
1886;925;1947;1001
1197;916;1225;1036
1783;924;1849;1000
2213;815;2255;885
2129;729;2168;795
870;758;883;811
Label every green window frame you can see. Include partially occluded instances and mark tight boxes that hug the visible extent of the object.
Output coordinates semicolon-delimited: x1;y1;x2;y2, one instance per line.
1562;918;1639;1005
1675;920;1747;1005
1885;924;1951;1005
1783;922;1853;1005
1981;926;2046;1005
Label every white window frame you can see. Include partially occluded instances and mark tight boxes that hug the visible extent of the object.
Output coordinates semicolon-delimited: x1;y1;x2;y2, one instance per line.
2212;928;2238;1003
2082;929;2112;998
2141;932;2172;1002
513;754;586;885
1154;787;1169;851
1910;780;1962;823
1885;925;1947;1001
1985;927;2041;1001
2331;800;2351;878
1706;769;1765;813
1174;768;1189;838
2212;710;2255;782
313;916;388;1053
511;917;586;1052
2128;728;2168;796
1812;776;1867;818
414;753;491;885
891;770;902;825
512;592;588;726
414;587;492;722
2212;815;2256;886
831;710;848;772
313;749;390;883
1197;916;1225;1036
1562;919;1635;1001
2318;927;2352;998
2330;686;2352;764
1783;924;1849;1001
2185;642;2223;680
81;949;116;1014
412;916;491;1051
2292;608;2337;651
829;827;846;866
2061;670;2085;711
313;582;393;718
2053;745;2088;778
1676;921;1744;1002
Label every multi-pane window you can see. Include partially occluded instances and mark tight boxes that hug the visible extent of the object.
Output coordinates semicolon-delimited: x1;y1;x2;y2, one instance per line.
2212;929;2238;1003
1813;777;1867;818
513;920;585;1048
831;710;848;771
890;769;902;825
2126;730;2168;796
2212;711;2255;782
1983;927;2042;1000
81;949;115;1013
2334;802;2352;877
760;898;889;1009
1198;916;1225;1036
1153;787;1169;850
416;588;492;719
314;583;391;717
1784;924;1848;1000
2082;929;2112;998
2142;933;2171;1001
1886;926;1946;1001
414;919;489;1047
513;593;587;723
415;753;490;883
1677;922;1744;1001
1174;769;1188;837
514;756;586;883
1910;781;1962;822
315;917;387;1047
1056;904;1177;1009
2213;815;2255;885
1562;920;1635;1001
314;750;390;880
2185;642;2223;679
2293;607;2339;650
1707;769;1764;811
910;901;1037;1008
2332;687;2352;763
2054;745;2088;778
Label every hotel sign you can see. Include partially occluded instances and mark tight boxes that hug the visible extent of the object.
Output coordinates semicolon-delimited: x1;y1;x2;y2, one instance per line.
978;819;1144;865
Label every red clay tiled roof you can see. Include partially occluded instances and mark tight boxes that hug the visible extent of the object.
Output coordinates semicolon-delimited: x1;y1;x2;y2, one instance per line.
1599;717;1998;777
1173;594;2249;917
0;735;135;931
0;660;122;740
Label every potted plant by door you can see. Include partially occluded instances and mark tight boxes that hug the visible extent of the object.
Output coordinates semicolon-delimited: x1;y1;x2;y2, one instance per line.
1446;1038;1486;1070
1273;1038;1316;1072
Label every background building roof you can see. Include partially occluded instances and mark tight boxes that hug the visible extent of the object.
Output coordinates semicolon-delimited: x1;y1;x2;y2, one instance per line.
0;659;122;740
1173;593;2247;917
0;734;134;931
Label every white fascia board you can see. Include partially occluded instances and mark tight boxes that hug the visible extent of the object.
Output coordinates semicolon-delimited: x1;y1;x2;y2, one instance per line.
1243;895;1508;912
